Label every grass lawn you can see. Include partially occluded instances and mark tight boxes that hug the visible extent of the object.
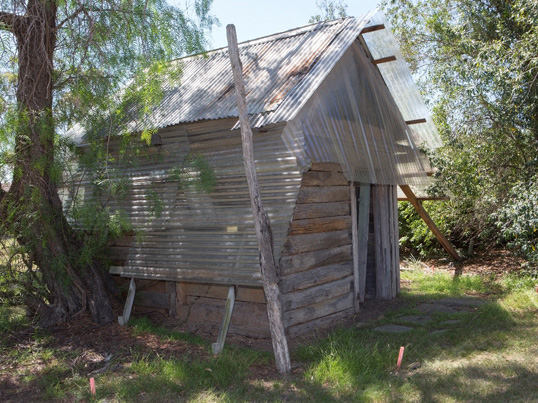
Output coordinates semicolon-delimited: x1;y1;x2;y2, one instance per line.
1;259;537;402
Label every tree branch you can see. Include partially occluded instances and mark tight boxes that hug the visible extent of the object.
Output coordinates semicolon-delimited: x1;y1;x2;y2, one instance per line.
0;11;24;31
55;6;84;31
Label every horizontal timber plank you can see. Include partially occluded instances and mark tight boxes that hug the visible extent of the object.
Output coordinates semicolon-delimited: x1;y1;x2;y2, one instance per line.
293;201;350;220
280;262;353;294
296;186;350;204
280;244;352;276
282;275;353;311
310;162;343;172
287;307;355;339
301;171;349;186
282;230;351;255
289;216;351;235
185;283;266;303
283;292;354;327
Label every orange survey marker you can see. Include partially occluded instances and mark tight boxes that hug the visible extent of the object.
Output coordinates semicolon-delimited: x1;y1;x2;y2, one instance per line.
396;346;405;372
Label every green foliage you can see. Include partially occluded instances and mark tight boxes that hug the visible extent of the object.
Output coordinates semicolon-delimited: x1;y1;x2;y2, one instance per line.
309;0;348;23
0;0;217;314
494;178;538;273
169;152;217;193
384;0;538;262
399;201;451;256
0;305;27;339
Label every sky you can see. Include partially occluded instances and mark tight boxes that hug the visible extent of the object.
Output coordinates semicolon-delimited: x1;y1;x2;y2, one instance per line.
201;0;382;50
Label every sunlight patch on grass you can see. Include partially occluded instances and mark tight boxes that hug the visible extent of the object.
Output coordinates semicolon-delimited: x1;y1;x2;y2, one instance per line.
400;269;487;297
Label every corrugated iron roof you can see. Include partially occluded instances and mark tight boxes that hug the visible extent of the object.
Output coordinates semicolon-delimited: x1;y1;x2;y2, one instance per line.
151;15;375;127
69;11;377;140
70;11;441;152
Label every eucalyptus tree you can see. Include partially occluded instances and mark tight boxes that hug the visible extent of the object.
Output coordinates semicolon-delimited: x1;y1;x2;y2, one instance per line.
384;0;538;261
0;0;214;326
309;0;348;23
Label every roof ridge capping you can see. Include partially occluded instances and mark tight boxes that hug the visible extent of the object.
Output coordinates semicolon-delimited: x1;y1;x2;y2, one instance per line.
174;16;360;62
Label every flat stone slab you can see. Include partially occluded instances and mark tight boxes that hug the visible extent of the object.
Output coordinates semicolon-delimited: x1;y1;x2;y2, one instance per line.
397;315;432;325
416;303;460;314
436;297;486;307
373;324;413;333
441;319;462;326
431;329;448;336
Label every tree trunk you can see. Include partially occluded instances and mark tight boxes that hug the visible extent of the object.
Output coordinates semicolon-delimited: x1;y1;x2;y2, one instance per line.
1;0;114;326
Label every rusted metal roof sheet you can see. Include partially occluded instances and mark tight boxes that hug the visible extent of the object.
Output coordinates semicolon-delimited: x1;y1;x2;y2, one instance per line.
69;11;441;155
68;12;378;141
145;15;374;129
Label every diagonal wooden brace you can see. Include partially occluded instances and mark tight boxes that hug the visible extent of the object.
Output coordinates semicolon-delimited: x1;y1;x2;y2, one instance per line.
399;185;461;261
211;285;236;355
118;278;136;326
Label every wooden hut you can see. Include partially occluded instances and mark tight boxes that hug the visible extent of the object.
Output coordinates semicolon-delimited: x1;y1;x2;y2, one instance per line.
66;12;441;339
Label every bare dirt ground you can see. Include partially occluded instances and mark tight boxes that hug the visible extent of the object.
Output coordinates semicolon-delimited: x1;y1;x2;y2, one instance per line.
0;249;525;400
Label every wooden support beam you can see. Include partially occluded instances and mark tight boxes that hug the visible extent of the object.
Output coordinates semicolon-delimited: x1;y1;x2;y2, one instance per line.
176;282;187;305
357;185;370;303
166;281;176;317
405;118;427;125
361;24;385;34
350;185;359;312
372;55;396;65
400;185;461;261
227;24;291;375
212;285;236;355
118;278;136;326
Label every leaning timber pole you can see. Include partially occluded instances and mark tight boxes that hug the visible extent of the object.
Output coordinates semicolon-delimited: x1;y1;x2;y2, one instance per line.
227;24;291;375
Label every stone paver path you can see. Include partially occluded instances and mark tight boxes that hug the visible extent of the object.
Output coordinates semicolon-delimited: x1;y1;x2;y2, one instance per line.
397;315;432;325
373;296;486;334
373;324;413;333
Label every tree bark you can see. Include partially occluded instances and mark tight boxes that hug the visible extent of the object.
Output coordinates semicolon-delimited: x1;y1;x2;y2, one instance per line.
226;24;291;375
1;0;114;326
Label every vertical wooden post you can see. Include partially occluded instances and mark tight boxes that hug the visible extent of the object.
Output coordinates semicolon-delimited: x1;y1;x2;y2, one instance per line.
357;184;370;302
389;185;400;296
350;184;360;312
373;185;399;299
227;24;291;375
166;281;177;317
176;282;187;306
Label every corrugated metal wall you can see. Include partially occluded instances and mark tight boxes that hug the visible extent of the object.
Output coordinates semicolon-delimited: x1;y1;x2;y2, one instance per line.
282;39;430;186
68;119;302;286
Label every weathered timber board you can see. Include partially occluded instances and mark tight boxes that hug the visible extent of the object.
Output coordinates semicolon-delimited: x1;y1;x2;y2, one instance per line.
280;244;352;276
309;162;343;172
301;171;349;186
279;262;353;294
283;292;354;327
282;230;351;255
282;275;353;311
289;216;351;235
287;307;355;339
166;281;176;317
296;186;350;204
185;283;266;303
351;184;359;311
357;184;370;302
293;201;350;220
186;296;270;338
